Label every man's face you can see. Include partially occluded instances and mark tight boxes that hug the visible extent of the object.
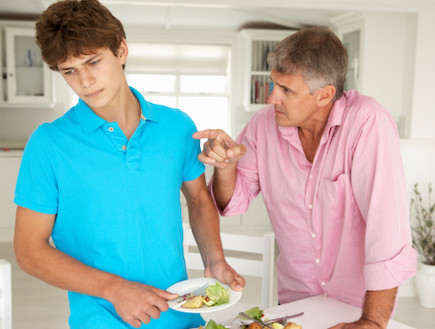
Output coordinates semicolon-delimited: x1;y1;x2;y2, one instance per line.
268;69;319;127
57;41;127;111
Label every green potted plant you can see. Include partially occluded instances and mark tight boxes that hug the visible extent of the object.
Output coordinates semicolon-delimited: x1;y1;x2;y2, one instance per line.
410;183;435;308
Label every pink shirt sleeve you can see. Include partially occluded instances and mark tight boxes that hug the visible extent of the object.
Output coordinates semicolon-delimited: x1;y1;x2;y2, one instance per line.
209;116;262;217
350;108;417;290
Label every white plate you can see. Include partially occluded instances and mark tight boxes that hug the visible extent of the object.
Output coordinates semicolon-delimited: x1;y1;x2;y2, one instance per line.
166;277;242;313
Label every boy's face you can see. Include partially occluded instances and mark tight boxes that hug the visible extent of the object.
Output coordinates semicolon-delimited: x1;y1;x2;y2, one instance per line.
57;39;128;111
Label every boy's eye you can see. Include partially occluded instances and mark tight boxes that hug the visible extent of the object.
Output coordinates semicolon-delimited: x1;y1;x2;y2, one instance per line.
62;70;74;76
89;60;100;66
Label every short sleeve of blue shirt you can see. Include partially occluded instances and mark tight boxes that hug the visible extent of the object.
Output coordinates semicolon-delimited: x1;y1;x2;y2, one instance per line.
15;124;59;215
181;111;205;182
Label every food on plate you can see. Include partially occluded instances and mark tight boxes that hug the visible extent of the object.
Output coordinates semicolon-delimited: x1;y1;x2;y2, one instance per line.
239;306;264;321
182;281;230;309
203;282;230;306
201;306;303;329
182;295;204;308
284;322;303;329
246;322;302;329
198;319;226;329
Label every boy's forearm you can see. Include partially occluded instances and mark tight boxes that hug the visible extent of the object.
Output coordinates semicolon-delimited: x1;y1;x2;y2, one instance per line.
16;240;121;301
187;191;225;267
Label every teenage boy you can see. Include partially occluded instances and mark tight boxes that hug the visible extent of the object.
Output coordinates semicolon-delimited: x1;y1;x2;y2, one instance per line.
14;0;244;328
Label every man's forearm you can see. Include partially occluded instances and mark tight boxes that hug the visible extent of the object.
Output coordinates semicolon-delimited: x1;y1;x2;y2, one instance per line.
361;288;398;328
212;163;238;211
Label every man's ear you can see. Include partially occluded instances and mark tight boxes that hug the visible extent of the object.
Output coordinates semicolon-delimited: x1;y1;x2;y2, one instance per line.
317;85;336;106
117;38;128;65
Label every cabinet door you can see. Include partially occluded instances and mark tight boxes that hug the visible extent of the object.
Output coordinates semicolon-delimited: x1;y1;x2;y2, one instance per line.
5;27;52;104
240;29;295;112
0;156;21;241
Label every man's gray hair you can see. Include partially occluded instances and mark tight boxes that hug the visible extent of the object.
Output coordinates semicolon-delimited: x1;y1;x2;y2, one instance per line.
267;26;348;102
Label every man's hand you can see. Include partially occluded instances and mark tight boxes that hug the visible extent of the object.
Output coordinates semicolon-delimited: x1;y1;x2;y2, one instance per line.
204;258;246;292
329;288;397;329
107;278;178;328
193;129;247;168
329;318;383;329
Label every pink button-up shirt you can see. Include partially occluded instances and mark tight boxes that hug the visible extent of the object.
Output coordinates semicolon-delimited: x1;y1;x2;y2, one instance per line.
212;90;416;307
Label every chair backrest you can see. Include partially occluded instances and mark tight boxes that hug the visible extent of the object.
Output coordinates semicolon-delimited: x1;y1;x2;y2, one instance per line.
183;224;275;308
0;259;12;329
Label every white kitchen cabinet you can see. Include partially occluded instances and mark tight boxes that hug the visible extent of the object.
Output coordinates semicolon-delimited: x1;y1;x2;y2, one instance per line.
0;27;52;107
240;29;295;112
0;153;21;242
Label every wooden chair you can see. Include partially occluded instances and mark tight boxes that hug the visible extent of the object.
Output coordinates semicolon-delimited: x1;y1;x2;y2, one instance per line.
183;224;275;308
0;259;12;329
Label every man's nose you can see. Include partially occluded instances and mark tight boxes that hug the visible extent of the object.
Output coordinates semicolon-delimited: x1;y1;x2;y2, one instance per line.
267;85;279;105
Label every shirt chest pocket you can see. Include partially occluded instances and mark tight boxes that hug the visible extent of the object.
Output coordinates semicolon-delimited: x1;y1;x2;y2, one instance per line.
317;173;352;222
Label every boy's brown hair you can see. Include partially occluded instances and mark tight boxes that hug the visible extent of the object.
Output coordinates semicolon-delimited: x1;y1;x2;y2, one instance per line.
35;0;126;71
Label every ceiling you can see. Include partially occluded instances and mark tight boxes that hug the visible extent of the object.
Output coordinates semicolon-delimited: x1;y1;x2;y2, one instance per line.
0;0;428;31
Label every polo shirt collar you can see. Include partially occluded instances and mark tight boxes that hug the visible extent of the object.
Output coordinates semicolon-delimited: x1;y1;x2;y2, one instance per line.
75;86;158;133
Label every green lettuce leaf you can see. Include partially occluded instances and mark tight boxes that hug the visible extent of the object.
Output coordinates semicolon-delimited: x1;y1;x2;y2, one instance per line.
204;282;230;306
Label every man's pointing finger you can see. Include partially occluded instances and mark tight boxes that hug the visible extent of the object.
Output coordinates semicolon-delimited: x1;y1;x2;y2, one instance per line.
192;129;223;140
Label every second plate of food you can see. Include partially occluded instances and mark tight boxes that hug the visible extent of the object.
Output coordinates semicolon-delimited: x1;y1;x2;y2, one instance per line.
166;277;242;313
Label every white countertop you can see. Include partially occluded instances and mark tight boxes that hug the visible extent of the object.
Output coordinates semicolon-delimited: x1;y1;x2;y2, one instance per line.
265;295;414;329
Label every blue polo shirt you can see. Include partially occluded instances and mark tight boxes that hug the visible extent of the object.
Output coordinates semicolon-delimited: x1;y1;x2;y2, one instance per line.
15;87;205;328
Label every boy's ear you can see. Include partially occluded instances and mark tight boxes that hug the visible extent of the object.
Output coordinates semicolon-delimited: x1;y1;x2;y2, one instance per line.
117;38;128;64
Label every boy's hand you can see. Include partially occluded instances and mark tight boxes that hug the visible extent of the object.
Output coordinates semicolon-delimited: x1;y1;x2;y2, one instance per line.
107;279;178;328
193;129;246;169
204;258;246;292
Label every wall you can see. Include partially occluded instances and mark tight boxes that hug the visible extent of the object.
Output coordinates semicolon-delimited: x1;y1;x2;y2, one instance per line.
409;7;435;139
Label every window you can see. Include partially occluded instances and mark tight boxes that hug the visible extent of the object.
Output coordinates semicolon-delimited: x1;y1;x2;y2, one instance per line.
126;43;231;133
127;73;229;132
70;43;231;134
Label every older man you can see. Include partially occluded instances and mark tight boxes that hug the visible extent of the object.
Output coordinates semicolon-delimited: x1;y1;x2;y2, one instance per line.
194;27;416;329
